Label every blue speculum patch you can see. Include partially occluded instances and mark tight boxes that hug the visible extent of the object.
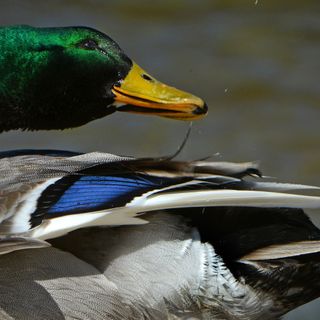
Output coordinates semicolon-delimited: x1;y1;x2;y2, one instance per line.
47;175;161;214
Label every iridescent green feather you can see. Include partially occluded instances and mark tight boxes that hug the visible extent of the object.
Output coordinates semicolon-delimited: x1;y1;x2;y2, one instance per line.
0;25;131;131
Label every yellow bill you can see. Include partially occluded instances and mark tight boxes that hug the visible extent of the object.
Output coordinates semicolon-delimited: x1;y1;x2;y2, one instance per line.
112;62;207;120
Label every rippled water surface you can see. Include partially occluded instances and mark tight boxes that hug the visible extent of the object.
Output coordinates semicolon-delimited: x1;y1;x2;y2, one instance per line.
1;1;320;318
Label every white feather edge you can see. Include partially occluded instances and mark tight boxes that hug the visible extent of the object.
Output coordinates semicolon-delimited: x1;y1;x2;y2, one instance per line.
7;178;61;232
31;189;320;241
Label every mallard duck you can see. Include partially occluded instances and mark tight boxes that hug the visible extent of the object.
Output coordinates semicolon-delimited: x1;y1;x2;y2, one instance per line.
0;25;319;319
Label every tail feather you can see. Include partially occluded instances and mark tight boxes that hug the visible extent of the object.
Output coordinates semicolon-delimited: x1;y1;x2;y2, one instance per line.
136;189;320;212
240;240;320;261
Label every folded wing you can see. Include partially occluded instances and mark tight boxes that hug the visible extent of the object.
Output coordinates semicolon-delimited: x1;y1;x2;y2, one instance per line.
0;150;320;244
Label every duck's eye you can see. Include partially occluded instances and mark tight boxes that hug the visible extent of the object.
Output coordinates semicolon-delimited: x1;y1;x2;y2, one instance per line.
142;74;154;82
78;39;99;50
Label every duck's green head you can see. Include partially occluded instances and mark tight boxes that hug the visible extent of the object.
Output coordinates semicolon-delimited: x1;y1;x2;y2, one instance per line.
0;25;207;131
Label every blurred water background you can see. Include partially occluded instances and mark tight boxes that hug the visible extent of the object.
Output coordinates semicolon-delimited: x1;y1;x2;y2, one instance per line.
1;1;320;318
